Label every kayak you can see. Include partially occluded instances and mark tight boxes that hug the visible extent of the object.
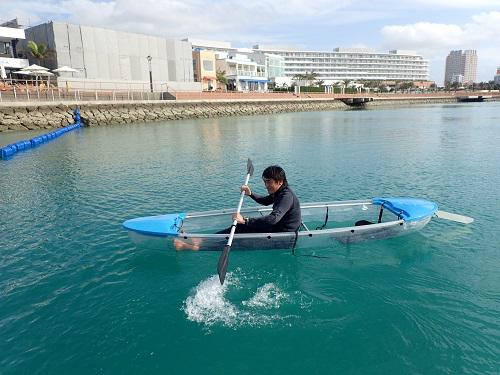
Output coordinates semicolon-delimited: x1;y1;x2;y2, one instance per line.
123;197;442;251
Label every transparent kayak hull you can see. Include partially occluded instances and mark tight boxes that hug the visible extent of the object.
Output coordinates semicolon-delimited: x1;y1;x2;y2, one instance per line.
123;198;437;251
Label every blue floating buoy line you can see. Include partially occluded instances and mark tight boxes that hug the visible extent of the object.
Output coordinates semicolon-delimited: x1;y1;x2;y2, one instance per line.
0;108;82;160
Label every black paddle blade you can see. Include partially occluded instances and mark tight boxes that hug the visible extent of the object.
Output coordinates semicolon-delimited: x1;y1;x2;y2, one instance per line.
247;158;254;176
217;245;231;285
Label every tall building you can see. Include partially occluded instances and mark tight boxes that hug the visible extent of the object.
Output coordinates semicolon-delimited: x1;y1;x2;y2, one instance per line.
444;50;477;85
494;67;500;85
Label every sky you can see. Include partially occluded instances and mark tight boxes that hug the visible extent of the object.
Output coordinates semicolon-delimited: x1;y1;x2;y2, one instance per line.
2;0;500;83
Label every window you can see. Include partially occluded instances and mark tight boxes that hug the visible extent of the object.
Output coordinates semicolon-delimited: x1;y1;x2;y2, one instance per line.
0;42;11;55
203;60;214;71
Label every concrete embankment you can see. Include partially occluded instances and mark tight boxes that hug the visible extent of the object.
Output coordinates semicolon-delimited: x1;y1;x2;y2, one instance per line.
0;96;495;132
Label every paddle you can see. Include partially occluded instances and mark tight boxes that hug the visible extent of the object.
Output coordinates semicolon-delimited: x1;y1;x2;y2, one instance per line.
435;210;474;224
217;158;254;285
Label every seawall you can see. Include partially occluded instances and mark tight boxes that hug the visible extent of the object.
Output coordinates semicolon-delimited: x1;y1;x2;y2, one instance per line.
0;96;495;132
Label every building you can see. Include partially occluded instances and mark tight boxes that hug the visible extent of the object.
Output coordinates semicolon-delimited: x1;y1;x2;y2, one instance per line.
0;19;29;78
253;46;429;84
444;50;477;85
192;49;217;90
247;51;285;85
18;21;198;91
494;67;500;85
216;52;268;92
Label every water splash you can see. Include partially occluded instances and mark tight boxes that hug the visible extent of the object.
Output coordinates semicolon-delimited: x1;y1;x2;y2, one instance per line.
183;272;294;328
183;274;239;327
243;283;289;309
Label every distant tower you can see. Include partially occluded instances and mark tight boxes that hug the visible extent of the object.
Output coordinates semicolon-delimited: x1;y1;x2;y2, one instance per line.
444;50;477;85
494;67;500;85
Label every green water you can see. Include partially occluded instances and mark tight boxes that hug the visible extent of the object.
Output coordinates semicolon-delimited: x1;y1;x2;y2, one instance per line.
1;103;499;374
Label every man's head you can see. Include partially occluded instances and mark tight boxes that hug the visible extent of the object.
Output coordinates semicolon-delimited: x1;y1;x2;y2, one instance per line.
262;165;287;194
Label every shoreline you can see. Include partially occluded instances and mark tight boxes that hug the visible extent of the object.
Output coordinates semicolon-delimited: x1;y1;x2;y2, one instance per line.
0;95;499;132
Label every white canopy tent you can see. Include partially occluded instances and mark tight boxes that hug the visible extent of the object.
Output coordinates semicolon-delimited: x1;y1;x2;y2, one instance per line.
52;66;79;73
22;64;50;71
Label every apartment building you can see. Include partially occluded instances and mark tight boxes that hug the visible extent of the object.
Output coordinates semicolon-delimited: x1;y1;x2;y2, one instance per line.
444;50;477;85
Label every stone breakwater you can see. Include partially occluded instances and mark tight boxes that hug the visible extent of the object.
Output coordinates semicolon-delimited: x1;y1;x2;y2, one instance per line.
0;100;345;131
0;96;492;132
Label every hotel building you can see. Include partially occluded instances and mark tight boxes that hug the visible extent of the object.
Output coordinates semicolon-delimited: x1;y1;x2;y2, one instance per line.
188;39;429;85
253;46;429;84
494;67;500;86
444;50;477;85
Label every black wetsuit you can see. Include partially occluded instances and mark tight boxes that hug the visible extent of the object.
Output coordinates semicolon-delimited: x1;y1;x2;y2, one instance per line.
218;184;301;234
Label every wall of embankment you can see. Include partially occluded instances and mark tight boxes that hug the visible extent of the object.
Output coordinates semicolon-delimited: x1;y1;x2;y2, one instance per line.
0;96;490;132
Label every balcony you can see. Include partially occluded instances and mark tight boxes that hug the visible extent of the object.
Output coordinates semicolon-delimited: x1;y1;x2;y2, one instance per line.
0;56;29;69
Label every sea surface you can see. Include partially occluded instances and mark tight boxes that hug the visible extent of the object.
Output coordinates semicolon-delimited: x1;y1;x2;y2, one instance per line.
1;102;499;374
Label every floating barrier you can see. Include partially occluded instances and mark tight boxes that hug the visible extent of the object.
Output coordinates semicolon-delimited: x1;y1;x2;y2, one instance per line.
1;108;82;160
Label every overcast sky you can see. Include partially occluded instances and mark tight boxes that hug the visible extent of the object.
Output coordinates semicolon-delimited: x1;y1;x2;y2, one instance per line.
2;0;500;83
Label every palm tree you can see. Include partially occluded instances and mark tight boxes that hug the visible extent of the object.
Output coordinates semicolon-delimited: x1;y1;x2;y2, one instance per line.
26;40;54;66
216;69;228;90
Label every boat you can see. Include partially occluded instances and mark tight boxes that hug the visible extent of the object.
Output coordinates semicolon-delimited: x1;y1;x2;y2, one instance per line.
123;197;471;251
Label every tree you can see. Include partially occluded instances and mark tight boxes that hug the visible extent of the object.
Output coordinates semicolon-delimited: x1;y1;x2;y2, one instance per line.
216;69;228;90
26;40;54;66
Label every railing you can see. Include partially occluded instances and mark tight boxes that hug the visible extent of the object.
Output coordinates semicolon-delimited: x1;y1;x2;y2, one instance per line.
0;78;175;102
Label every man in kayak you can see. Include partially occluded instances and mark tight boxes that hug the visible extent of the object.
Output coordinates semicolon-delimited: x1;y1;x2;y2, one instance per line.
174;165;301;250
220;165;302;234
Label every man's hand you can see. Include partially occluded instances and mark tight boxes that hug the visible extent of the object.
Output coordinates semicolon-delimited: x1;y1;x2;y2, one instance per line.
241;185;252;196
233;212;246;224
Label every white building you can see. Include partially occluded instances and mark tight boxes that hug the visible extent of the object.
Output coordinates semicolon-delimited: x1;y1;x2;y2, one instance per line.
253;46;429;84
19;21;198;91
494;67;500;85
444;50;477;85
216;52;268;92
0;19;29;78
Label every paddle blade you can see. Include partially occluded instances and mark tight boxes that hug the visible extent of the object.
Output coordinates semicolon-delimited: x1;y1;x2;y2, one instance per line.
217;245;231;285
435;210;474;224
247;158;254;176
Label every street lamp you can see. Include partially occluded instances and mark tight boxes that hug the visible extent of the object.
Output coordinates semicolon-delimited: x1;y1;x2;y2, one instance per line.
147;55;153;93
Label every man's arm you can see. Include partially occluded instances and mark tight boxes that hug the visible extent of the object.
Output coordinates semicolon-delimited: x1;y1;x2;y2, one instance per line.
249;192;274;206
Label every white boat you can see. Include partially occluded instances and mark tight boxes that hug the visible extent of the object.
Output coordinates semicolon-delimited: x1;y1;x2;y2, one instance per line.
123;197;470;251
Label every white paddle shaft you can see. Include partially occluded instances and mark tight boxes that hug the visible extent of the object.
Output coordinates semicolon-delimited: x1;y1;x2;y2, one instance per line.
226;172;252;247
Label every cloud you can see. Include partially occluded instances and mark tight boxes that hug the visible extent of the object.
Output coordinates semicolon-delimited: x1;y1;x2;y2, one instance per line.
380;11;500;82
412;0;500;8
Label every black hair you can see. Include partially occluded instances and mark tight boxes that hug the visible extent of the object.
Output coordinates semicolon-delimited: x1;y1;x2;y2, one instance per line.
262;165;288;187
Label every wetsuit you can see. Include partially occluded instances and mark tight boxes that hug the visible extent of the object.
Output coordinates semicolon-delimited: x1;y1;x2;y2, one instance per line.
218;184;301;234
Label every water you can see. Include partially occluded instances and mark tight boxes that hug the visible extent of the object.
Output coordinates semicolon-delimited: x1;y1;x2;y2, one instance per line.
1;103;499;374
